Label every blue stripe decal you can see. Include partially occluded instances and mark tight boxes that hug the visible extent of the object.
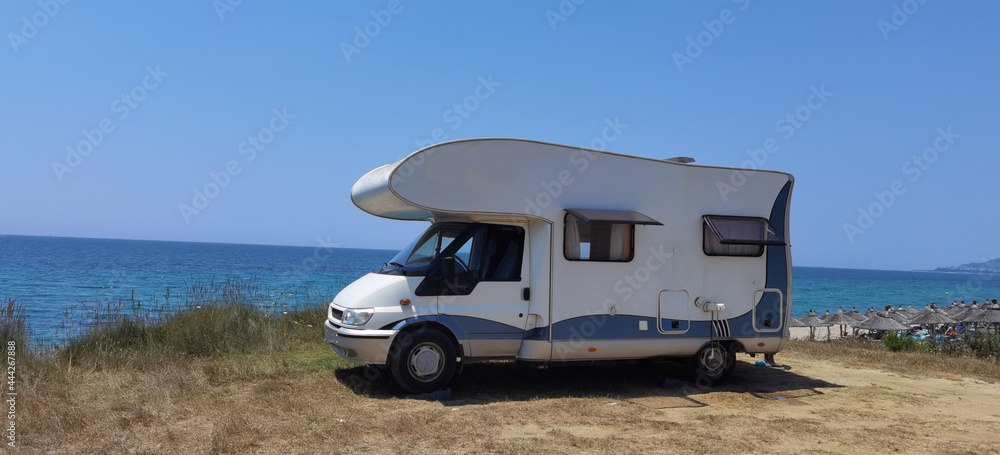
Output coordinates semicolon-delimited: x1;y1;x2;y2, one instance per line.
449;315;525;340
548;313;783;341
393;315;525;341
392;315;469;340
762;180;792;330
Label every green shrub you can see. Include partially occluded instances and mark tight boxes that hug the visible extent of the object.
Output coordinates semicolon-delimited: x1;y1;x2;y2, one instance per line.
883;331;931;352
964;329;1000;362
55;277;333;370
0;298;31;361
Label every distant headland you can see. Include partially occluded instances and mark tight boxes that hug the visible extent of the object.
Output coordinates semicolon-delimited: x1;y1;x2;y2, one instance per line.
934;257;1000;274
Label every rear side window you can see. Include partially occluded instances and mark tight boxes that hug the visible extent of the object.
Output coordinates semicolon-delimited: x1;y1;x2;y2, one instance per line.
703;215;784;257
564;213;634;262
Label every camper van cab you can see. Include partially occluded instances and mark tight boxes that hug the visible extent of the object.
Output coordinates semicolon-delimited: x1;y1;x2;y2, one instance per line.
325;139;793;393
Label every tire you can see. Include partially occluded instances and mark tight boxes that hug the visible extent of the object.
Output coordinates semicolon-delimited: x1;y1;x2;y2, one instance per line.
390;329;457;394
691;341;736;386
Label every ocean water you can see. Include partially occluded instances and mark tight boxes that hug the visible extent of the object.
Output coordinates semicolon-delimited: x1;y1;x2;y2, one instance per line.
3;235;1000;341
0;235;396;342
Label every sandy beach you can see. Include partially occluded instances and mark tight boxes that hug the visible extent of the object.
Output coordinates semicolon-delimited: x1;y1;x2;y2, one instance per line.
789;325;855;341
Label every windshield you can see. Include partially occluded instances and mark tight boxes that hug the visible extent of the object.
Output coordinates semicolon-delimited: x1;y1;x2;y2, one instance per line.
379;222;472;275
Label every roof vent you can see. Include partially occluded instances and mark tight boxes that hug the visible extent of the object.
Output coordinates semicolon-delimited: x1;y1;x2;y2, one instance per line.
665;157;695;164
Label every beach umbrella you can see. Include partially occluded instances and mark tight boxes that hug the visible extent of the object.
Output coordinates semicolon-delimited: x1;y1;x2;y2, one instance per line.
904;305;919;316
971;305;1000;324
945;302;966;317
819;310;837;339
798;310;831;341
908;304;955;345
825;309;857;338
789;317;806;327
954;303;983;323
887;307;911;323
908;303;955;325
855;311;910;332
847;307;866;322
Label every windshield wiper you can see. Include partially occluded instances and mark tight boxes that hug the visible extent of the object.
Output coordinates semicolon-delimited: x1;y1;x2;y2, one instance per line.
389;261;405;268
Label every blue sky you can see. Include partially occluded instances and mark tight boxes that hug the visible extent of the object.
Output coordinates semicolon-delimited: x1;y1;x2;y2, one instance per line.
1;1;997;271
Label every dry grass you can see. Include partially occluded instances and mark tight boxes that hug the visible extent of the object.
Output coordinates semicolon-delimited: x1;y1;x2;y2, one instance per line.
8;285;1000;453
13;340;1000;454
786;339;1000;383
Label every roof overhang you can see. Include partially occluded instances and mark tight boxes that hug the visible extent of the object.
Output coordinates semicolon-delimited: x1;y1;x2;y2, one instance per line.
565;208;663;225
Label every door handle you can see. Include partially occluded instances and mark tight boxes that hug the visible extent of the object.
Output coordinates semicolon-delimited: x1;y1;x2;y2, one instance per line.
522;287;530;301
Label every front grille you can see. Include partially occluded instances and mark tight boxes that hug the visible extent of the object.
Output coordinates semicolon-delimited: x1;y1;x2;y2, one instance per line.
330;306;344;321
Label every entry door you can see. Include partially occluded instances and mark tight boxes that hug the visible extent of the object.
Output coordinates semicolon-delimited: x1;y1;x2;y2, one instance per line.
752;289;784;332
437;224;531;357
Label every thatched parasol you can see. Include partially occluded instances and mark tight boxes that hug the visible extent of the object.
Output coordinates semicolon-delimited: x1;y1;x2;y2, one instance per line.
789;317;806;327
971;305;1000;324
904;305;919;316
908;303;955;326
855;311;910;331
887;307;911;323
944;302;965;317
953;303;983;323
824;309;858;338
798;310;831;341
908;303;955;345
847;307;866;322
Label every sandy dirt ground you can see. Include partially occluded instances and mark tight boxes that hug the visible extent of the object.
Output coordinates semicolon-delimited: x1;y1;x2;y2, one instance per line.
27;342;1000;454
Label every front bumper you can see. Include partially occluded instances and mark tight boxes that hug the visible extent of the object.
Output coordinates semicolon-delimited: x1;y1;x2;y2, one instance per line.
324;320;398;365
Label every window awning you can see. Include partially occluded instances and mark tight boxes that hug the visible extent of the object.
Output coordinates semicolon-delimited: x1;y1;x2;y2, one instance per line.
566;208;663;225
703;215;785;246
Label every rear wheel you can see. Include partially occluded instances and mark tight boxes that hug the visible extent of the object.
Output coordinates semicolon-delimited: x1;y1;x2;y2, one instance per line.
390;329;457;394
691;341;735;386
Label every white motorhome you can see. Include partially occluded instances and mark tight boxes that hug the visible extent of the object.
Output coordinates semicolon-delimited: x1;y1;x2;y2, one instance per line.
325;138;793;393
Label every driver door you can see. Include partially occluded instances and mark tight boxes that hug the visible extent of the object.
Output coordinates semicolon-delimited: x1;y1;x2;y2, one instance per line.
433;223;531;358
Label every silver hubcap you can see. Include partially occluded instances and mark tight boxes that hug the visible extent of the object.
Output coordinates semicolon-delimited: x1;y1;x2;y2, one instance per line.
409;343;443;381
699;345;726;376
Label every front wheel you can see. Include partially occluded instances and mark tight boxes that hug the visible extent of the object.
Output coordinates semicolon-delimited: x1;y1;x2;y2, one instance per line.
390;329;457;394
690;341;735;386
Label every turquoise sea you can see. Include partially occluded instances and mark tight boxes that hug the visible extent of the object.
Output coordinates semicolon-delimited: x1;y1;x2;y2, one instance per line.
3;235;1000;342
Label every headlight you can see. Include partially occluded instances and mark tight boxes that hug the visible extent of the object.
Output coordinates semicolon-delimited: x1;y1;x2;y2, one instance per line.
342;308;374;326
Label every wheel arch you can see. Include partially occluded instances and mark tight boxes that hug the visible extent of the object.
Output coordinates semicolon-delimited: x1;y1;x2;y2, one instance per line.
695;339;745;355
393;318;466;357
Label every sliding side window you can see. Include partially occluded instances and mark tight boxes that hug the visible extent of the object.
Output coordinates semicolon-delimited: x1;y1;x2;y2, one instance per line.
564;209;662;262
703;215;785;257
